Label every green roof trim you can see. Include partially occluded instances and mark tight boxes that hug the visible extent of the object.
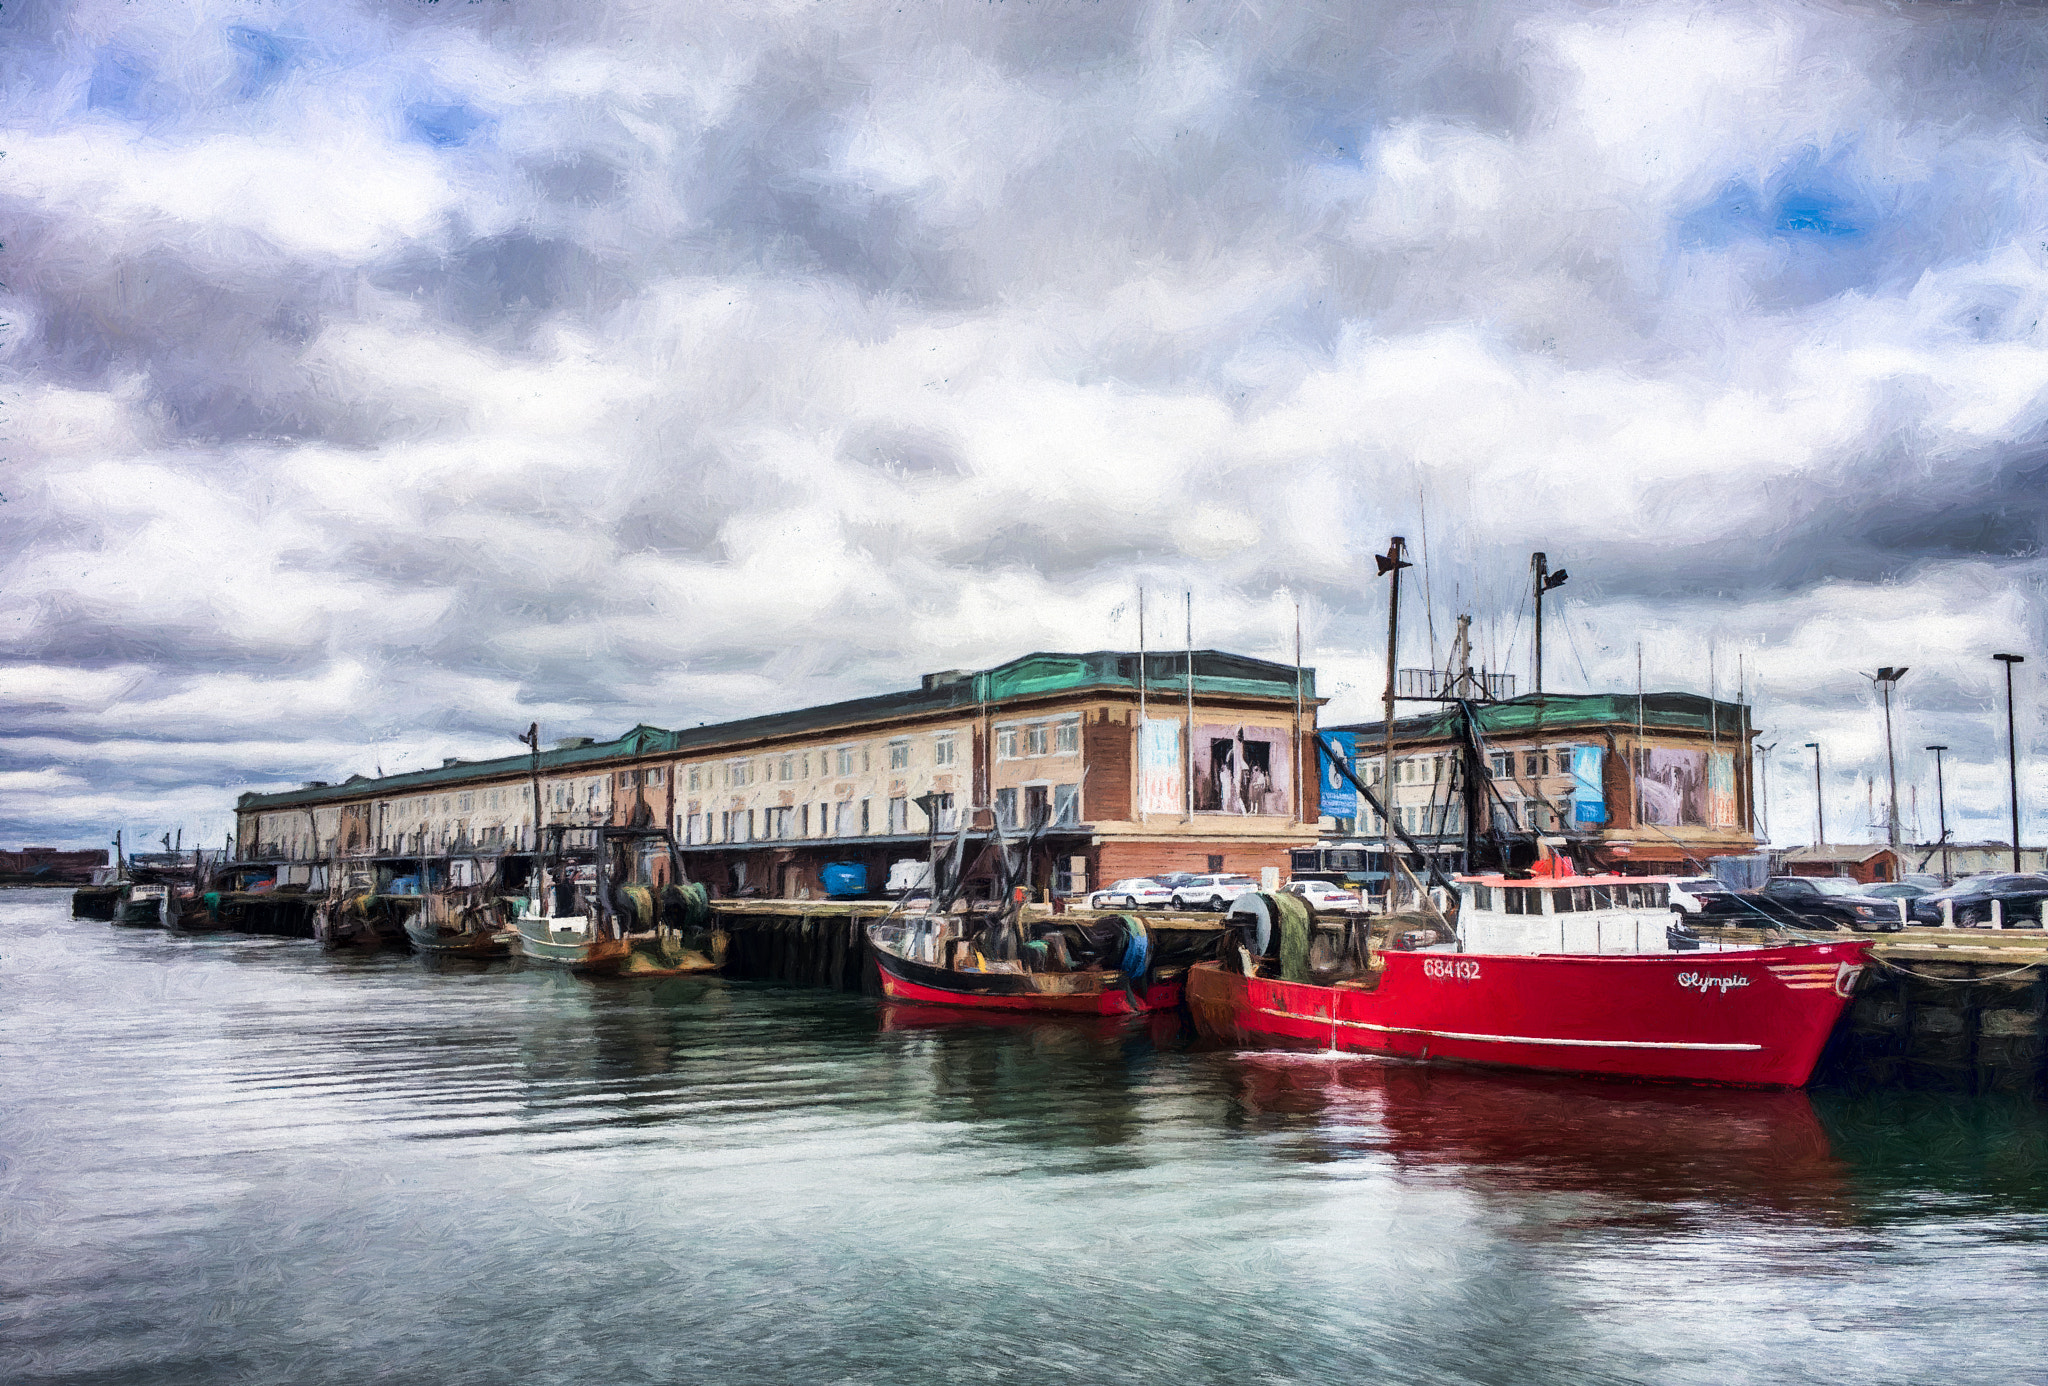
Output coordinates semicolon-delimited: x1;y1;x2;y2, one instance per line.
1331;692;1751;744
235;648;1316;813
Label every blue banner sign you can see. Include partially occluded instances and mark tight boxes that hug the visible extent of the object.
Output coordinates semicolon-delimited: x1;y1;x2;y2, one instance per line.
1571;745;1607;824
1319;731;1357;817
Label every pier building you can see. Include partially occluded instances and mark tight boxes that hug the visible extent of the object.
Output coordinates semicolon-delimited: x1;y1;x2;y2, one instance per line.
233;650;1322;898
1325;691;1759;876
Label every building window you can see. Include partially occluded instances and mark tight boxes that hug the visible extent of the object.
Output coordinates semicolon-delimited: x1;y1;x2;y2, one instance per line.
859;800;871;834
1055;720;1079;755
1525;750;1545;778
1025;725;1048;757
834;801;855;836
729;760;752;787
684;814;703;844
995;788;1018;829
688;766;701;791
933;736;955;766
888;797;908;833
997;728;1019;760
646;768;663;788
767;807;793;839
800;754;811;779
835;746;855;776
458;793;474;812
1053;783;1080;825
888;740;910;770
929;792;957;830
780;755;795;782
1024;784;1050;827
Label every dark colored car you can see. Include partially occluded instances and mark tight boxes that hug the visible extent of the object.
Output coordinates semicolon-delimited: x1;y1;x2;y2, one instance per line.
1698;876;1906;932
1863;882;1929;901
1907;874;2048;928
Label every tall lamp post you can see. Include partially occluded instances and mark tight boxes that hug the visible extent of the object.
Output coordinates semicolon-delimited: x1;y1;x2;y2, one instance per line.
1994;654;2026;873
1754;742;1776;843
1926;744;1951;885
1531;552;1569;696
1804;742;1825;846
1870;667;1908;848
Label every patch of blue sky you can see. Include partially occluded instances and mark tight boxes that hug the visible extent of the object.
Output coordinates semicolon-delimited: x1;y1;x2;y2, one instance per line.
405;101;493;149
86;48;154;118
227;27;294;100
1677;148;1870;249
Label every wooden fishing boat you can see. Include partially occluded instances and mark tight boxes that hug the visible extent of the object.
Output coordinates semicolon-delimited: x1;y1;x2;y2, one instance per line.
1188;877;1872;1089
512;826;724;978
403;881;516;957
114;882;171;928
869;912;1183;1015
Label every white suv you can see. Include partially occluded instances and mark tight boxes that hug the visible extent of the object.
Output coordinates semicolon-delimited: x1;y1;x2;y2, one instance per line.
1171;874;1259;911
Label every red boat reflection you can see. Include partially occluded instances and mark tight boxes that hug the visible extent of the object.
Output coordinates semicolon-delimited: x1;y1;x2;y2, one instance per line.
1226;1051;1855;1219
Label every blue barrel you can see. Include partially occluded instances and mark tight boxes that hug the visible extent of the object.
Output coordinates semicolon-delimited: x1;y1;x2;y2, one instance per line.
821;862;868;898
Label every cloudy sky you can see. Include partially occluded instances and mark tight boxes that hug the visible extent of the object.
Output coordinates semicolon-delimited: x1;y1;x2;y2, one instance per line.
2;0;2045;854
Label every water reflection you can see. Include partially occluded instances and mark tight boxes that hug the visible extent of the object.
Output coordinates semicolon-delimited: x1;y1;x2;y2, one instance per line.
9;890;2048;1386
1220;1053;1857;1225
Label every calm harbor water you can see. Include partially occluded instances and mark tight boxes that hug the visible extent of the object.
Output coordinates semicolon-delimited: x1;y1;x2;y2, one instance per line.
4;887;2047;1386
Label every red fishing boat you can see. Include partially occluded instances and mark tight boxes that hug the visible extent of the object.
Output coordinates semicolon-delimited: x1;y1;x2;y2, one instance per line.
869;912;1184;1015
1189;876;1872;1088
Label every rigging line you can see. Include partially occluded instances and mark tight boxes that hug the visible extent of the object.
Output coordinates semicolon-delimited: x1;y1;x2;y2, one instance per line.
1559;595;1596;689
1500;565;1530;681
1418;483;1440;669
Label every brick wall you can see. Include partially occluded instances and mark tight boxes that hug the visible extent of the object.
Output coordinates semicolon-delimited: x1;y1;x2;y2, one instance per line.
1083;716;1132;821
1096;839;1292;883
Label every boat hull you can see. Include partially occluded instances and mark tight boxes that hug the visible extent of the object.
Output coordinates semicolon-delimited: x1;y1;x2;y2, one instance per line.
1186;940;1872;1088
873;944;1181;1016
405;920;516;958
513;918;721;977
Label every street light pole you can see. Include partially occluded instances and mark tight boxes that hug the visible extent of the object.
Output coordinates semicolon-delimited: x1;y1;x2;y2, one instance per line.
1531;552;1569;696
1754;742;1775;844
1804;742;1824;846
1871;667;1908;848
1994;654;2026;873
1926;744;1951;885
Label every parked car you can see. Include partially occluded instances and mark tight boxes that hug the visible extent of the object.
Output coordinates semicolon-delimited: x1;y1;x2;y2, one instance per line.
1696;876;1906;932
1863;881;1929;901
1171;874;1259;911
1907;874;2048;928
1086;878;1176;910
1283;879;1365;913
1151;872;1200;891
1667;877;1735;915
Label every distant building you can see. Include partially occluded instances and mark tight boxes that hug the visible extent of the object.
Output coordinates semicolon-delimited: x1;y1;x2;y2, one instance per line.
233;650;1323;898
1326;691;1757;877
0;846;106;884
1776;844;1901;884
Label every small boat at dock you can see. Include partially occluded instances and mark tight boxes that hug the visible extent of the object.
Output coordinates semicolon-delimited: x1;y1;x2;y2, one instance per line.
869;909;1184;1015
1188;874;1872;1088
512;825;725;977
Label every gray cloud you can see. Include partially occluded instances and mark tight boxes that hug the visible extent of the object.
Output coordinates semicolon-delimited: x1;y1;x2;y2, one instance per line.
3;0;2048;849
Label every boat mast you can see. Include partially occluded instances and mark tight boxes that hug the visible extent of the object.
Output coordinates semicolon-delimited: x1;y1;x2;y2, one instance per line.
1377;538;1411;906
1137;587;1147;825
521;723;547;914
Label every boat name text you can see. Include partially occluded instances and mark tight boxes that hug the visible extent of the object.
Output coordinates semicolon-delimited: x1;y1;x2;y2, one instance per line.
1676;971;1751;994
